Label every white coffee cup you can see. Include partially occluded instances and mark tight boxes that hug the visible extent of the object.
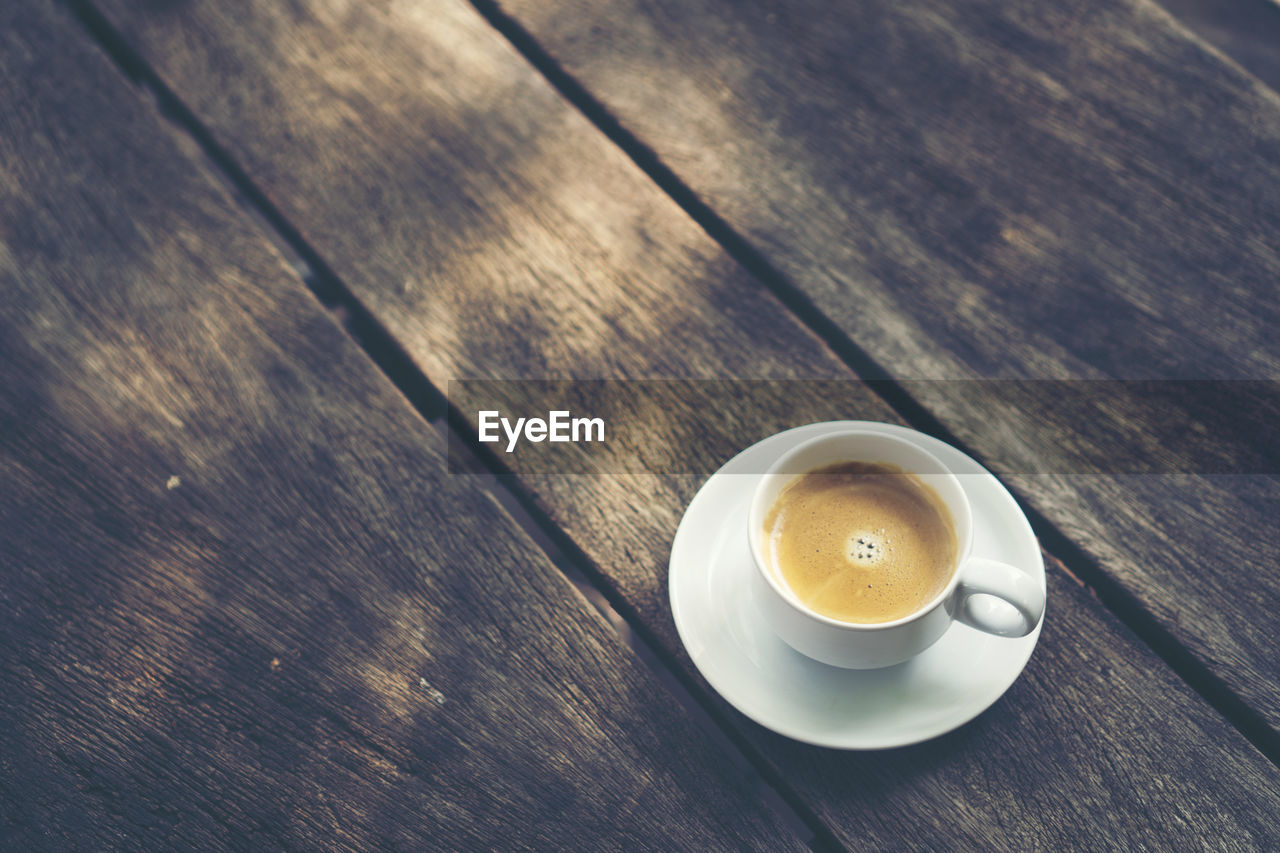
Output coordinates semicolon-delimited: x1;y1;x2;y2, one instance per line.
748;429;1045;669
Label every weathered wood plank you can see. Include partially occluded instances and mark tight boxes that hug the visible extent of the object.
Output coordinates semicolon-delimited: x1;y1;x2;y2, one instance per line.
89;0;1280;847
472;0;1280;730
0;5;811;849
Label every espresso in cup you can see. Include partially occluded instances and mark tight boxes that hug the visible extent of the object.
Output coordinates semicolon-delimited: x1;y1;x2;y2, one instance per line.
762;461;957;623
749;429;1044;668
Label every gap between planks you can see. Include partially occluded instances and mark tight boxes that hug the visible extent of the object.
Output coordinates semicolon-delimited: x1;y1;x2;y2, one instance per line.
447;429;833;852
60;1;840;848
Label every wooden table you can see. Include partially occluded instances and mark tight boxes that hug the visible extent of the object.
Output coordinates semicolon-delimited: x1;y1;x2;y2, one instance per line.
3;0;1278;848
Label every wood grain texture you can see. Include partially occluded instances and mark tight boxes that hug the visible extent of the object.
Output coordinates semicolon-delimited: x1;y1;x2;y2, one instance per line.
89;0;1280;847
477;0;1280;730
0;5;811;850
1159;0;1280;92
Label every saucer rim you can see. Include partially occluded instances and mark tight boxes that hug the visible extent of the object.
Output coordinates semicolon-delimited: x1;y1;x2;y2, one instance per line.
668;420;1045;749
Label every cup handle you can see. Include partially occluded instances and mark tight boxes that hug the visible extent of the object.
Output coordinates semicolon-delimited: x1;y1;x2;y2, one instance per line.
953;557;1046;637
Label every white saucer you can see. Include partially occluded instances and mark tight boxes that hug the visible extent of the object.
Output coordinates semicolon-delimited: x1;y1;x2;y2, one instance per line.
669;421;1045;749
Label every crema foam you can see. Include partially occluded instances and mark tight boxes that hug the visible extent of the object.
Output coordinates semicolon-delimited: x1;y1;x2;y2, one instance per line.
763;461;958;623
